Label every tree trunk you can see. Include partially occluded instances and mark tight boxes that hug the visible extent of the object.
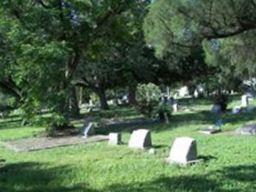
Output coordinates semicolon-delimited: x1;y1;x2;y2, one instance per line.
78;87;83;106
97;88;109;110
68;86;80;118
128;85;137;105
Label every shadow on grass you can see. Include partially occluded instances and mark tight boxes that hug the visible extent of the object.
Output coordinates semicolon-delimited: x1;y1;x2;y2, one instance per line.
0;120;23;130
0;162;95;192
87;106;139;119
178;94;241;107
224;111;256;125
103;164;256;192
96;109;256;134
0;162;255;192
198;155;218;162
152;110;256;132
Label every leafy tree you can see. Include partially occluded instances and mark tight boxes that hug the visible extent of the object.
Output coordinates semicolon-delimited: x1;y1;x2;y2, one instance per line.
144;0;256;53
0;0;135;130
144;0;256;97
74;0;157;109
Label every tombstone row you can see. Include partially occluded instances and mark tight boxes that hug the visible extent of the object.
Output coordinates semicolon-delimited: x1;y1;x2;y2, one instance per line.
108;129;198;166
83;122;198;166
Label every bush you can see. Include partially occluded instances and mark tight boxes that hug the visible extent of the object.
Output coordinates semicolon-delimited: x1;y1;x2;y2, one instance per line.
135;83;162;118
156;103;172;123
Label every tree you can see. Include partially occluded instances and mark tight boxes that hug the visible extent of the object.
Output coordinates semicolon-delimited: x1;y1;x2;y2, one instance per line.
144;0;256;52
74;0;155;108
144;0;256;95
0;0;135;130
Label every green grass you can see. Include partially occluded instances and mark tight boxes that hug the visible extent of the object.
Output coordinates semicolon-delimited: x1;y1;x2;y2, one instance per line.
1;97;256;192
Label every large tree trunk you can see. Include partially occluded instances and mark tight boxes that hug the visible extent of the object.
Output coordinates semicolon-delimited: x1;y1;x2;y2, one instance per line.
97;88;109;110
128;85;137;105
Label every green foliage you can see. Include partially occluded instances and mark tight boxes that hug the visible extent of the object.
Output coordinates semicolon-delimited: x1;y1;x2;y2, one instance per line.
155;102;172;123
144;0;256;80
135;83;162;118
0;0;140;128
144;0;256;55
203;32;256;79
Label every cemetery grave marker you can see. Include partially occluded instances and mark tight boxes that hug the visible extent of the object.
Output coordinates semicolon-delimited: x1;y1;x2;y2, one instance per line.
128;129;152;149
108;133;122;145
236;124;256;135
167;137;198;165
241;95;249;108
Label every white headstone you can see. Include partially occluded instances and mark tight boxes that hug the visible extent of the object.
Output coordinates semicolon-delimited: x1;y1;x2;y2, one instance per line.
128;129;152;149
167;137;197;165
232;106;241;114
241;95;249;108
83;122;95;138
194;90;199;98
108;133;122;145
172;103;178;112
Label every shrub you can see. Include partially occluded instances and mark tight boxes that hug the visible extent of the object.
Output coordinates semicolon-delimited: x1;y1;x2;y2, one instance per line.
155;103;172;123
135;83;162;118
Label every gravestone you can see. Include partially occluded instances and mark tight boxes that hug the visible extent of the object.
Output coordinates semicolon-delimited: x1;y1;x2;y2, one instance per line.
128;129;152;149
236;124;256;135
83;122;95;138
232;106;241;114
241;95;249;108
108;133;122;145
172;103;178;113
167;137;197;165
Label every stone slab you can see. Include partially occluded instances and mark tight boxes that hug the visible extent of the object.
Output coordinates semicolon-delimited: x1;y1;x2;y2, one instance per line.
0;135;108;152
236;124;256;135
199;128;221;135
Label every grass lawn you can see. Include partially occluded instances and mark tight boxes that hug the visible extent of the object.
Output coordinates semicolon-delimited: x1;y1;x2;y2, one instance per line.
1;96;256;192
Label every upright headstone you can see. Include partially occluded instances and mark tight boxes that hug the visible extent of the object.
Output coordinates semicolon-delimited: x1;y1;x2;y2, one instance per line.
167;137;197;165
172;103;178;113
241;95;249;108
83;122;95;138
128;129;152;149
108;133;122;145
